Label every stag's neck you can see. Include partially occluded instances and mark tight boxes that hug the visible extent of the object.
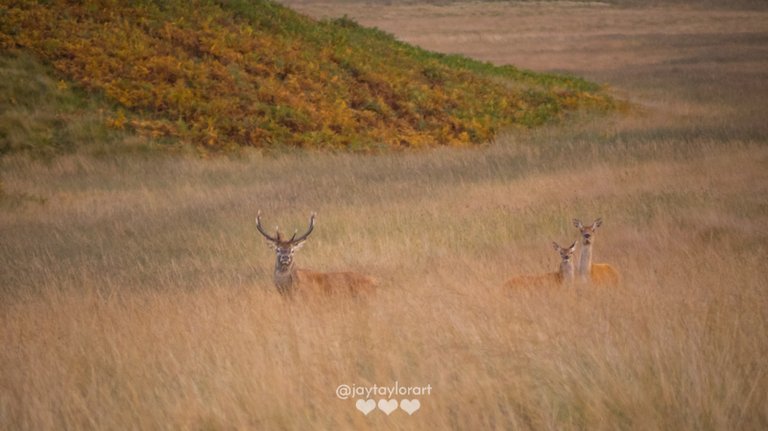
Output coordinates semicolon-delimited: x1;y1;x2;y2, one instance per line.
274;262;298;295
578;242;593;280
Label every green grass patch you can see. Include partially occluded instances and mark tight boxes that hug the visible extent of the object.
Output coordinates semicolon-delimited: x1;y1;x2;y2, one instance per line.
0;53;165;158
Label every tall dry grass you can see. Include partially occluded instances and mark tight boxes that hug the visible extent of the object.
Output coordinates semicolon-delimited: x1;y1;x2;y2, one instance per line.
2;121;767;429
3;1;768;429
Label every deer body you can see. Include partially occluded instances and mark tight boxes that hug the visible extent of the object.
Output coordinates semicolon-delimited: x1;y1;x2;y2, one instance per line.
257;212;376;297
573;218;620;285
273;258;375;296
293;269;376;296
505;242;576;289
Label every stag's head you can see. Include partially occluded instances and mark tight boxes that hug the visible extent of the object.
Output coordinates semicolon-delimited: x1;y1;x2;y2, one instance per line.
256;212;316;272
573;218;603;246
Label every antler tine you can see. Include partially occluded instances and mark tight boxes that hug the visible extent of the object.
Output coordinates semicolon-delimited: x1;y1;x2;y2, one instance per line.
290;212;316;244
255;211;280;242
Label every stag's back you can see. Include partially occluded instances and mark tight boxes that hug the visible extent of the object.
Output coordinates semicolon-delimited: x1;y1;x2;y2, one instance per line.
296;269;377;296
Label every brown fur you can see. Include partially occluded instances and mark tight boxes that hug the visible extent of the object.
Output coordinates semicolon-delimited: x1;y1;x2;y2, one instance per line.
505;241;576;290
505;272;565;289
573;218;621;286
294;269;377;296
257;212;377;297
589;263;621;286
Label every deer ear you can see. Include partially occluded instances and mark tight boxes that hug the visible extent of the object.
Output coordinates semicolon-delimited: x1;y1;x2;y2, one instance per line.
568;241;577;252
573;219;583;229
593;218;603;228
552;241;561;251
292;240;306;251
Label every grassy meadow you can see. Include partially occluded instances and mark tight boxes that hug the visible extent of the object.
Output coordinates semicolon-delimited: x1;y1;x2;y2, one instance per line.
2;1;768;430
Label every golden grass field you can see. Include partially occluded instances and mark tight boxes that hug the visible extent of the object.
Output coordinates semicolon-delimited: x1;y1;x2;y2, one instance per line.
2;1;767;429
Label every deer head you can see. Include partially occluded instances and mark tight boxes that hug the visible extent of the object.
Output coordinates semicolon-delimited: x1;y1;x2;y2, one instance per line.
553;240;577;282
256;211;316;274
553;241;577;263
573;218;603;246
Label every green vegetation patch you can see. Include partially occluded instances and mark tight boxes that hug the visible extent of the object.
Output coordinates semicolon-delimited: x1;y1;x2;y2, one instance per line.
0;53;164;158
1;0;616;152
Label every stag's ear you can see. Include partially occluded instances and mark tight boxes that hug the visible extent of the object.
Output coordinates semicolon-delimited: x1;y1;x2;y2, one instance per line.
291;240;306;251
573;219;583;229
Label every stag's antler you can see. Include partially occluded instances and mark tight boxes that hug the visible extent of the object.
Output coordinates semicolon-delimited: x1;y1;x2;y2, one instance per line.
290;213;316;244
256;211;315;244
256;211;280;243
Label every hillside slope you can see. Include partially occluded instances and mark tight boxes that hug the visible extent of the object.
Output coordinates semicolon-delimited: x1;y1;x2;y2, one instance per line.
1;0;616;152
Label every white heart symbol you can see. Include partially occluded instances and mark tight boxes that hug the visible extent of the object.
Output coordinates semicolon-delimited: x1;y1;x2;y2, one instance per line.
400;399;421;415
355;399;375;415
378;399;398;415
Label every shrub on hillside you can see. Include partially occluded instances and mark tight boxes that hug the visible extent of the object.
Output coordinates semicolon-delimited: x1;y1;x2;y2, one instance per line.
0;0;616;152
